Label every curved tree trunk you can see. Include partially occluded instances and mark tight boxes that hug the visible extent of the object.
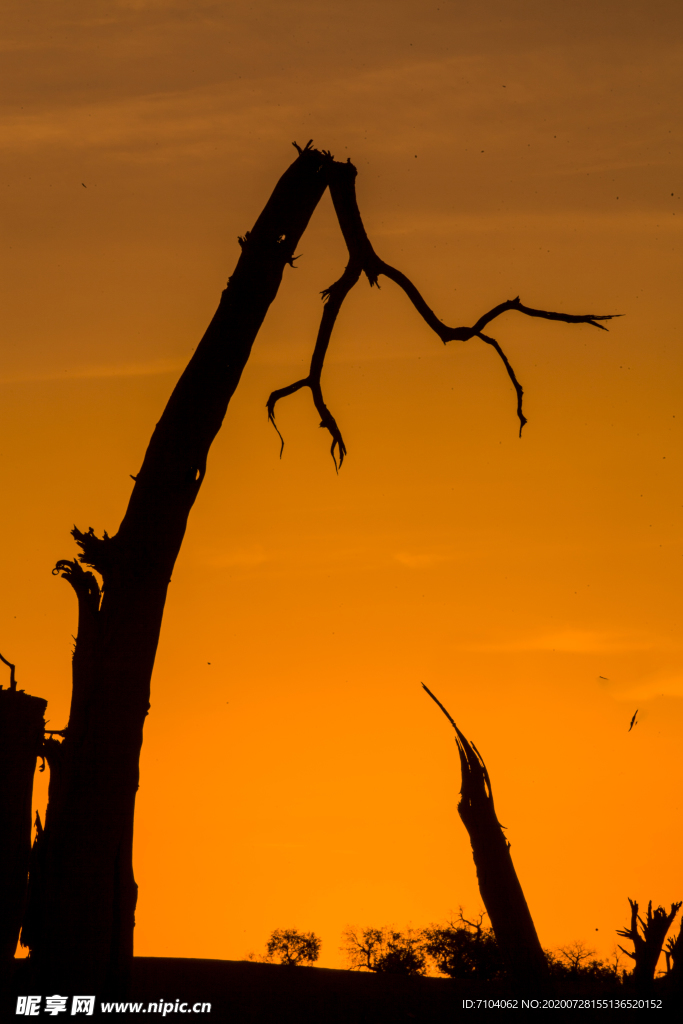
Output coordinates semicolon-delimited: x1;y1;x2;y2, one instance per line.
27;144;329;994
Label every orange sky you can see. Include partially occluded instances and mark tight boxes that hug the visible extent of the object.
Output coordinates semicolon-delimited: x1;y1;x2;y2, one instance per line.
1;1;681;971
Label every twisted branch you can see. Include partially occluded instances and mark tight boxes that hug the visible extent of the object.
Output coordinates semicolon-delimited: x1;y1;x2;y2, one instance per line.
266;258;360;469
267;155;620;461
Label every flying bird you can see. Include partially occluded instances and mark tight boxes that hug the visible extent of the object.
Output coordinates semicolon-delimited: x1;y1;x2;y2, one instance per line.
628;710;638;732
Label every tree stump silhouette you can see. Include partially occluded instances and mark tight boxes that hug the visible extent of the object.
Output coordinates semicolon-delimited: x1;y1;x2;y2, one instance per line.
617;898;682;996
422;684;551;991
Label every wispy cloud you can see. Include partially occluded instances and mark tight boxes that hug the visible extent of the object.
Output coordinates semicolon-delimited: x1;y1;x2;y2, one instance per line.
393;550;453;568
0;358;184;384
465;629;680;655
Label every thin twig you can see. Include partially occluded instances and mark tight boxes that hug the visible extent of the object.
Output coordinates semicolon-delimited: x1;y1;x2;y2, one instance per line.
0;651;17;691
421;681;458;730
478;332;527;436
267;183;361;468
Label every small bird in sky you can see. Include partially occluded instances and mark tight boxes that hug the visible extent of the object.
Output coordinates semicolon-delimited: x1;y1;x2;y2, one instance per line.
628;710;638;732
82;183;87;188
599;675;609;680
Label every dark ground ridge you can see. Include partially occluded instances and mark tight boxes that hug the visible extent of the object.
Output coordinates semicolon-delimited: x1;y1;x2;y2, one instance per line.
6;957;677;1022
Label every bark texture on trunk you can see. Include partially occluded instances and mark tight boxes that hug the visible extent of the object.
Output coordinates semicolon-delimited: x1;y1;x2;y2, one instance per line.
27;144;330;994
0;686;46;968
422;685;550;991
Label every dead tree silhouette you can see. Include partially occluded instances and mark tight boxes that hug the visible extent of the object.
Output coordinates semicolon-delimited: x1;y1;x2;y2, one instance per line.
421;683;551;991
14;143;615;994
0;656;46;976
616;898;682;996
664;914;683;996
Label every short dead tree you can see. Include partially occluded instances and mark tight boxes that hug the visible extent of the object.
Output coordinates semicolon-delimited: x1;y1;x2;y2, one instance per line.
616;898;682;995
422;684;551;991
663;914;683;995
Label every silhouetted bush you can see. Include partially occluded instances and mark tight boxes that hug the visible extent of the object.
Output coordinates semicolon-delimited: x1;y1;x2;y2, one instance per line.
260;928;321;966
421;915;506;980
341;926;426;976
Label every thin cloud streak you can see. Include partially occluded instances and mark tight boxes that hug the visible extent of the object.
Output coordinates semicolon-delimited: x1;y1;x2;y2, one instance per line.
2;49;676;181
462;629;681;655
0;357;184;384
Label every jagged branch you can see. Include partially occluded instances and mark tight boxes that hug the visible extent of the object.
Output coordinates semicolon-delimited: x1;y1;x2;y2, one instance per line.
616;899;682;986
292;139;315;157
0;651;18;691
52;557;102;615
268;155;620;459
421;682;500;825
71;526;113;578
455;908;488;935
267;259;361;468
616;898;641;961
665;915;683;978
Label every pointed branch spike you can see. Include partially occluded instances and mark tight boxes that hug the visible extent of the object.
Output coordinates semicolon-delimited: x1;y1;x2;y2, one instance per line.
421;682;459;730
0;651;17;691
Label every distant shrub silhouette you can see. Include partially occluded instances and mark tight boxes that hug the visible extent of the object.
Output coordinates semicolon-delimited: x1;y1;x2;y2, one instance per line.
341;926;426;976
262;928;321;966
421;911;506;980
545;945;620;984
553;940;599;973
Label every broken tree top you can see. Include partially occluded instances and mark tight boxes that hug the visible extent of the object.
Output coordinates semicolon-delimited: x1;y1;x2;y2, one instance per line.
264;142;618;469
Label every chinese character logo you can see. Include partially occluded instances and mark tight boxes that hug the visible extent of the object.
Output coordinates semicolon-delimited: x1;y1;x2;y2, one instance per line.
71;996;95;1015
16;996;41;1016
45;995;69;1015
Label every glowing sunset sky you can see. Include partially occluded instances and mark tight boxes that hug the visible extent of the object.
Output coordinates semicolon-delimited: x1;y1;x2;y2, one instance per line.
1;1;681;969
